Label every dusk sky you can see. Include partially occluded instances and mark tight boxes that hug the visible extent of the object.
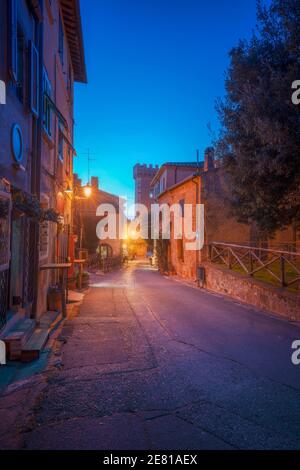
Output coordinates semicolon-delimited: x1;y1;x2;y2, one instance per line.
74;0;258;202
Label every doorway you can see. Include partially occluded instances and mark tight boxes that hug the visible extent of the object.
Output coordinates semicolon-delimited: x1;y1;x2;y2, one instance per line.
9;217;24;309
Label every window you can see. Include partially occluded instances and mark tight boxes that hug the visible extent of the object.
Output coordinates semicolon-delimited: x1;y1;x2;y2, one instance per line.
58;132;64;162
179;199;185;217
16;24;25;103
177;239;184;262
66;147;72;174
43;67;52;136
29;40;39;117
58;14;64;65
9;0;18;83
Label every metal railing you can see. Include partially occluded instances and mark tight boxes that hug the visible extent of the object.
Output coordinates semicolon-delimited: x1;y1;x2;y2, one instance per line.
209;242;300;290
87;254;123;273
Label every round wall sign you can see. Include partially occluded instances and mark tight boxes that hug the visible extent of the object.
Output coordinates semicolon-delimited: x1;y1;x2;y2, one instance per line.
11;124;23;163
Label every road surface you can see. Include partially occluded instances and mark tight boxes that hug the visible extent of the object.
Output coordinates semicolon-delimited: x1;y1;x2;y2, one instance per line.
4;261;300;449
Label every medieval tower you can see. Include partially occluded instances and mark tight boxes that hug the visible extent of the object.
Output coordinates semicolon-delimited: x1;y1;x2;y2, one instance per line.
133;164;159;210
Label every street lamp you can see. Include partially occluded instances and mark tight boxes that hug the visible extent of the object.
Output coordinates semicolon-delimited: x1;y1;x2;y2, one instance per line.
64;184;73;195
63;183;92;200
83;183;92;199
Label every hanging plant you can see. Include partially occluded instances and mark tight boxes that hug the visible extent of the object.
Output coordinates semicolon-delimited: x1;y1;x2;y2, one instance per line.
12;189;42;219
40;208;61;224
12;188;60;224
0;199;9;219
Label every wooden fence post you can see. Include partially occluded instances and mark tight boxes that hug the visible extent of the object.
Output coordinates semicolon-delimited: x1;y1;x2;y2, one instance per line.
280;256;286;287
249;250;253;275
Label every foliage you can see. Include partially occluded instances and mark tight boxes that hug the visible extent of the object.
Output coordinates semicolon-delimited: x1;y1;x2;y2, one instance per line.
12;189;60;223
215;0;300;237
41;208;61;224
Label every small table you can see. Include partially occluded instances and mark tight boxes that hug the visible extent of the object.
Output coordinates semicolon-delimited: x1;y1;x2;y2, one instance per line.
73;259;86;290
40;263;72;318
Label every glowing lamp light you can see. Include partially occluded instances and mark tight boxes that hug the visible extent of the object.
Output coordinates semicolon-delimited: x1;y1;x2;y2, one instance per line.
83;184;92;198
64;184;73;195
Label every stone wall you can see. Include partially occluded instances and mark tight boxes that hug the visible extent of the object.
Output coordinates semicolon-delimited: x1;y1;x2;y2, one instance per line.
202;262;300;320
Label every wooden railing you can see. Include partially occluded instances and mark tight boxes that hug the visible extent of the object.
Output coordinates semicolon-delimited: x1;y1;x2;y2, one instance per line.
208;242;300;290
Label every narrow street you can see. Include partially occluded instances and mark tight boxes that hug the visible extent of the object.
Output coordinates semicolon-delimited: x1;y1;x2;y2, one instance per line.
6;261;299;450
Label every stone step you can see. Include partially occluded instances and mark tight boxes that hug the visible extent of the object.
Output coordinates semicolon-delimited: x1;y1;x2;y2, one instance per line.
0;309;26;338
2;318;36;360
39;310;62;329
21;328;50;363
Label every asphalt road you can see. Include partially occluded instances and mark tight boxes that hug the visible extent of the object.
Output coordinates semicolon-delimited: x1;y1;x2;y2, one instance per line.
19;261;300;449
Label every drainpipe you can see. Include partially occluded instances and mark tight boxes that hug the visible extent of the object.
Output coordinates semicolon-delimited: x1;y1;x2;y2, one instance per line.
31;2;44;317
192;150;201;284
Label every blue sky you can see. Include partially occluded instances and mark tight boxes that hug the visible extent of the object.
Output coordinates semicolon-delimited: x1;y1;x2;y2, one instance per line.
74;0;258;202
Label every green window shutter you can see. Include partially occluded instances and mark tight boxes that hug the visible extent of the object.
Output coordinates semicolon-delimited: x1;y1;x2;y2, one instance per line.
9;0;17;83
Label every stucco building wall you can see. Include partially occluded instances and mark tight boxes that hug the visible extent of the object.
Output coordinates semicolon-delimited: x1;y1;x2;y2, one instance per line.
157;170;251;281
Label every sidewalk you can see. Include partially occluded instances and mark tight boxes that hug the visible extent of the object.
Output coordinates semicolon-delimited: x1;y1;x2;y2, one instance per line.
0;290;85;449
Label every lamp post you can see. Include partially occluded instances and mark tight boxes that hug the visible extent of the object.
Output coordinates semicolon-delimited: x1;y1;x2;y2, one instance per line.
62;181;92;291
64;182;93;246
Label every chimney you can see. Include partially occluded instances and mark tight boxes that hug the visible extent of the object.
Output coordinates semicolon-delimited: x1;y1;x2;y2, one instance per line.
91;176;99;189
204;147;215;172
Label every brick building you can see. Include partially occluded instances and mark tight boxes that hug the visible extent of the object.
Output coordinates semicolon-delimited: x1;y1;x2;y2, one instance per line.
155;149;251;280
0;0;86;337
150;161;202;200
73;175;125;268
155;148;298;282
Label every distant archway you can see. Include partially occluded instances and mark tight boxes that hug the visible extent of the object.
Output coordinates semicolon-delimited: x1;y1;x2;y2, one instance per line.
99;243;113;259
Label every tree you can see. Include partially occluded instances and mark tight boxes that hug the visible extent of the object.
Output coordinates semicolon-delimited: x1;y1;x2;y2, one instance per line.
216;0;300;237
